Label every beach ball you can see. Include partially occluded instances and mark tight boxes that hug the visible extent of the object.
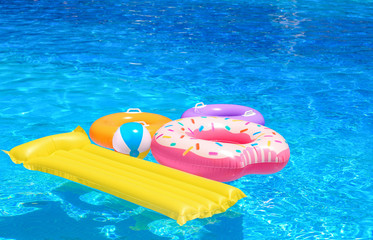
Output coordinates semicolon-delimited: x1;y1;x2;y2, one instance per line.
112;122;151;159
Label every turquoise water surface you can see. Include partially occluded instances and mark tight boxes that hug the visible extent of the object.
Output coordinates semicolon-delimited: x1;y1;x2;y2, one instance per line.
0;0;372;239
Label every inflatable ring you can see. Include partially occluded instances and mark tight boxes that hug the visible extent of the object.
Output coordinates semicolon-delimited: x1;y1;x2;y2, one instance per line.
90;108;172;150
151;117;290;182
181;102;265;125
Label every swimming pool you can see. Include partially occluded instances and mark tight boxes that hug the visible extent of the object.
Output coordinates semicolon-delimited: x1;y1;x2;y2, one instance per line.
0;0;372;239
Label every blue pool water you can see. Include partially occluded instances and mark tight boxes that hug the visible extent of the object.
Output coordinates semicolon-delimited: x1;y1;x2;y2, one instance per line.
0;0;372;239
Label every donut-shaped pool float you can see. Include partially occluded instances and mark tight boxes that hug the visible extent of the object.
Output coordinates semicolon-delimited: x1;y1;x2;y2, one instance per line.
151;117;290;182
90;108;171;150
181;102;265;125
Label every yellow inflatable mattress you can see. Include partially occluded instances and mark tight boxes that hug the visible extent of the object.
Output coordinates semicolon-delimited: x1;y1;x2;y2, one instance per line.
4;127;246;225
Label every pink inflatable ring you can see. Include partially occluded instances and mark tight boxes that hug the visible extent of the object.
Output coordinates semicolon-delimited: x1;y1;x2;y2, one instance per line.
151;117;290;182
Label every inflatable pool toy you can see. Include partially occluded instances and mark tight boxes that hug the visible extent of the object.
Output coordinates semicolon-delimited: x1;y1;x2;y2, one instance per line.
90;108;171;150
152;117;289;182
151;117;290;182
112;122;152;159
181;102;265;125
182;103;265;125
4;127;246;225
